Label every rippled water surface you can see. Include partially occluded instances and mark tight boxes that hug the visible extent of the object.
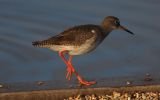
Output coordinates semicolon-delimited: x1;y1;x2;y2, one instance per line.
0;0;160;83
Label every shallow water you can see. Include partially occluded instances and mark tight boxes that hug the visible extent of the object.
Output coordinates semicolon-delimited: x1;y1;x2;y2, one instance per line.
0;0;160;83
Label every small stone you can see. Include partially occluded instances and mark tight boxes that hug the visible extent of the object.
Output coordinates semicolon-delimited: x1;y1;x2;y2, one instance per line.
0;84;3;88
69;84;74;88
91;30;96;33
144;73;152;81
36;81;45;85
126;81;132;86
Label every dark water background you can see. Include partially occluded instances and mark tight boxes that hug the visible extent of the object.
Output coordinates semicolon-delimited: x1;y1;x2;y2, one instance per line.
0;0;160;83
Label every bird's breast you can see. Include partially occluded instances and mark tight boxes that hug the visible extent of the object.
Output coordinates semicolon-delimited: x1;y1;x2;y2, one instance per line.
68;36;102;55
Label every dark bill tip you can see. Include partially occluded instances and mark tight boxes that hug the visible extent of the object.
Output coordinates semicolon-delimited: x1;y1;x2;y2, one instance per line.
119;25;134;35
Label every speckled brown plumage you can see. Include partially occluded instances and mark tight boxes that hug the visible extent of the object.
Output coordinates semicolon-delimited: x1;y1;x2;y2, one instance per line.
32;24;107;47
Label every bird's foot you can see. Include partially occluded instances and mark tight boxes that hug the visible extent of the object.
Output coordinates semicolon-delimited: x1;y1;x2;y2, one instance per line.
77;75;96;86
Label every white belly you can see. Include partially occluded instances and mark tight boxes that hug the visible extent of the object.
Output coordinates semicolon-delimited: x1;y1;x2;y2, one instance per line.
69;40;97;55
49;37;100;55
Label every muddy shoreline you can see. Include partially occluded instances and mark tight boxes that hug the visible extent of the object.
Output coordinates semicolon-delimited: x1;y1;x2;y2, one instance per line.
0;85;160;100
0;76;160;100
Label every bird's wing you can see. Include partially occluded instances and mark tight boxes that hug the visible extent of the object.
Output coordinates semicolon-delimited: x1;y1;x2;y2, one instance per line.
32;25;101;47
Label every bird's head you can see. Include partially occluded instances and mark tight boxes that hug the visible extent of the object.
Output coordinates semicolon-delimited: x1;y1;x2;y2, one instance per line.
101;16;134;35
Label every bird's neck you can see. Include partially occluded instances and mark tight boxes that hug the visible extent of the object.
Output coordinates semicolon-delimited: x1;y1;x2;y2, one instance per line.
98;26;111;41
101;23;113;34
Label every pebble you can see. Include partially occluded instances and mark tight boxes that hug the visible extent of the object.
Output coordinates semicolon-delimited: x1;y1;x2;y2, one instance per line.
36;81;45;86
0;84;3;88
126;81;132;86
144;73;152;81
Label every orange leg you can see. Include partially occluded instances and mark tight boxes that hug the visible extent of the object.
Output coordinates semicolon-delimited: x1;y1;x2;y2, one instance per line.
59;51;96;86
59;51;73;81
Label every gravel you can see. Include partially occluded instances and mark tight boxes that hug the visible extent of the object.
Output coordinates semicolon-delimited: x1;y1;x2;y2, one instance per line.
64;91;159;100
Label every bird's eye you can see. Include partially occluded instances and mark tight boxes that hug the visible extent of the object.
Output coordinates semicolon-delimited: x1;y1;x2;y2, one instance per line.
114;20;120;25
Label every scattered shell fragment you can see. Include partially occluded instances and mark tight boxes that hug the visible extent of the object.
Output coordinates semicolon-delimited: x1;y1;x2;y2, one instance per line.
64;92;160;100
142;93;146;99
113;91;121;98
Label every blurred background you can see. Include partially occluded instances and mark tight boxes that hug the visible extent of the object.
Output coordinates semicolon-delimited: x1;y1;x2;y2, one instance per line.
0;0;160;84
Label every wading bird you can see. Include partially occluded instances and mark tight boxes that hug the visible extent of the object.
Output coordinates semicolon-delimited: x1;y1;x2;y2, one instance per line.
32;16;134;86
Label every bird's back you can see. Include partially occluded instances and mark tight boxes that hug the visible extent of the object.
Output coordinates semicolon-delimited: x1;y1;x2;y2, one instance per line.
32;24;106;47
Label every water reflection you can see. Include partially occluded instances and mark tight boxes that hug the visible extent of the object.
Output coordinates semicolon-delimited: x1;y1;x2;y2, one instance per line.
0;0;160;83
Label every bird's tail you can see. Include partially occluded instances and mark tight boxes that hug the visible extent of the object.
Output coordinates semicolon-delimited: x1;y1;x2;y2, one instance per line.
32;41;48;47
32;41;41;47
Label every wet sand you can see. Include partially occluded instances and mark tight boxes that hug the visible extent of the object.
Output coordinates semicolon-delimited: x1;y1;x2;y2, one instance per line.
0;76;160;100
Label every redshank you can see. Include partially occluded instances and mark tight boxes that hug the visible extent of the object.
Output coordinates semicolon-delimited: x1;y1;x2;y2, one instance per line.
32;16;134;86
